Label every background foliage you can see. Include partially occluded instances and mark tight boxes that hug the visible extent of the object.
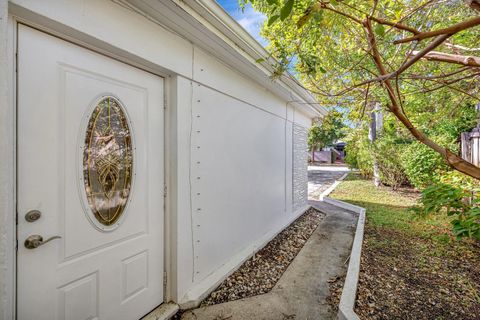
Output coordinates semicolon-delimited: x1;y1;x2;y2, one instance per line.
308;109;345;153
242;0;480;237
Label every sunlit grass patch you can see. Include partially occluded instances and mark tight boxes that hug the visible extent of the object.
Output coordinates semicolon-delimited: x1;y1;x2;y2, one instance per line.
330;173;455;242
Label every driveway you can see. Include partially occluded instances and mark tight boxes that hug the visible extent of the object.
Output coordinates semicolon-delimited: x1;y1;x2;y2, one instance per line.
308;165;350;200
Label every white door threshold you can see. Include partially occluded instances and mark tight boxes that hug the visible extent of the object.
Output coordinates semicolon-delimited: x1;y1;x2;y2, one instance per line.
142;302;179;320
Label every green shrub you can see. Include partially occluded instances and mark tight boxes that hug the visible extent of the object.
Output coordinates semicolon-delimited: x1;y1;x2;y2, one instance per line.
345;104;477;189
415;181;480;240
401;142;447;189
344;128;374;178
374;137;408;189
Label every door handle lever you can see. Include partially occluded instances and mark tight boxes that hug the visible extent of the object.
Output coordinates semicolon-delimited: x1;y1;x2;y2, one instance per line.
24;235;61;249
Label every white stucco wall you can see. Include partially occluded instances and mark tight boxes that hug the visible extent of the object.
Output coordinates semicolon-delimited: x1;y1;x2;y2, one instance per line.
173;49;313;306
2;0;317;314
190;83;286;281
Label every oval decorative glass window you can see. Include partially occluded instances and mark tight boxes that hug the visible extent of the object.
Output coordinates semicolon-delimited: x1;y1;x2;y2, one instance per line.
83;96;133;227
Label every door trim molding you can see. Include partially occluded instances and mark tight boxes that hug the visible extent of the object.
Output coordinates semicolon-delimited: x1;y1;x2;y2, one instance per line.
1;12;17;320
7;7;177;318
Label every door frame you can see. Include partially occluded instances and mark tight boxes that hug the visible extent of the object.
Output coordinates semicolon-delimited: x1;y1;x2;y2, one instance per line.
6;8;177;318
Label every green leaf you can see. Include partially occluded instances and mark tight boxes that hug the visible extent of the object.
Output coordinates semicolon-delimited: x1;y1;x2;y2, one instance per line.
268;14;280;26
266;0;277;5
255;58;266;63
280;0;294;21
297;12;312;28
319;66;327;73
374;24;385;37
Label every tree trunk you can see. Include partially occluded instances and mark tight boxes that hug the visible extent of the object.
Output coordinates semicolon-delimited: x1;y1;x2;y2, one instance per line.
363;17;480;181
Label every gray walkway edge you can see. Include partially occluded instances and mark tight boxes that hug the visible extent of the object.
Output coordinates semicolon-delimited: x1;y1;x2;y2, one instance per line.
334;199;365;320
319;172;349;201
178;170;364;320
319;172;365;320
181;201;358;320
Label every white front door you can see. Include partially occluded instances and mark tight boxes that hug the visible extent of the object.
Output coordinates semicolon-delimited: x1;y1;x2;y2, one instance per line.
17;25;165;320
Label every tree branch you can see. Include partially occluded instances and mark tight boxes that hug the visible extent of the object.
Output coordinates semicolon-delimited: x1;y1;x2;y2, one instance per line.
406;72;480;100
410;50;480;67
445;43;480;52
394;34;452;75
363;17;480;180
318;2;363;24
360;34;452;84
401;66;471;80
394;16;480;44
469;0;480;12
371;16;420;34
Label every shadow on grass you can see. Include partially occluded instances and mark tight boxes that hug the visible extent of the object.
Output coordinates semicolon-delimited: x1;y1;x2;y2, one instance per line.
342;173;365;181
336;198;458;244
344;173;418;192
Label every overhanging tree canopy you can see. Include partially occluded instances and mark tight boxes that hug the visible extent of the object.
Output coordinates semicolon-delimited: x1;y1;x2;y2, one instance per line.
245;0;480;179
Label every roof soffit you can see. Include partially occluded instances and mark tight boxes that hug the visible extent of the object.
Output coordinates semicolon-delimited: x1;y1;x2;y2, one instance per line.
123;0;326;118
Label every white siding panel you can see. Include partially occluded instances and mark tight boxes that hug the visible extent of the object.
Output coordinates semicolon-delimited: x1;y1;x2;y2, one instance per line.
193;47;287;119
285;121;293;213
190;84;286;281
11;0;193;77
173;76;195;300
294;108;312;128
286;104;295;122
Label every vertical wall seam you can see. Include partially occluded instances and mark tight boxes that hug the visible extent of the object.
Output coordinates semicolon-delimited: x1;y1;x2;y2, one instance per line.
190;45;202;280
291;108;295;212
188;78;195;282
191;82;202;280
284;102;289;213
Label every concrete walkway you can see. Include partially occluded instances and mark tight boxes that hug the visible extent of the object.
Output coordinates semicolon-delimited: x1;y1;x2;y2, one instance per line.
181;201;357;320
308;165;350;200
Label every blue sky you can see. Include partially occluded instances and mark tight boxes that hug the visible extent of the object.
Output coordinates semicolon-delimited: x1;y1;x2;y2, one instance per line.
216;0;268;47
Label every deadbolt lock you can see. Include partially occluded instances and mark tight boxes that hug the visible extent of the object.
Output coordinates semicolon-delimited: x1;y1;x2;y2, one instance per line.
25;210;41;222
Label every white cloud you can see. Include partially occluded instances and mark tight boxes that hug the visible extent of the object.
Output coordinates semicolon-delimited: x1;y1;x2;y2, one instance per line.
230;4;268;46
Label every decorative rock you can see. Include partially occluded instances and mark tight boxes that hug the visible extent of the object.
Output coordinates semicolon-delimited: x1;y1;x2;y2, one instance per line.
200;208;325;306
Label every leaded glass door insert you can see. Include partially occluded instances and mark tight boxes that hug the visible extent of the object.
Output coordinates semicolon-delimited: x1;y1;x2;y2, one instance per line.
83;96;133;229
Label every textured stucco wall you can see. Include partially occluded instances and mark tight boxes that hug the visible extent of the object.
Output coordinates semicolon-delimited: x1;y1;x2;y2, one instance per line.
292;124;308;211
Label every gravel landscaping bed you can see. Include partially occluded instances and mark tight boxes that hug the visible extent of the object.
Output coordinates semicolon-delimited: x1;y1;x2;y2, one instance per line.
200;207;325;306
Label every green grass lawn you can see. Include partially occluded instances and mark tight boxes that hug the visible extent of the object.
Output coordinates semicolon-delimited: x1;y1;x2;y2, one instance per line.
329;173;480;319
330;173;458;244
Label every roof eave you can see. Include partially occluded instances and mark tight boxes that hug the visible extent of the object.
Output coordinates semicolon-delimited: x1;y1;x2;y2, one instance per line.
185;0;327;118
124;0;327;118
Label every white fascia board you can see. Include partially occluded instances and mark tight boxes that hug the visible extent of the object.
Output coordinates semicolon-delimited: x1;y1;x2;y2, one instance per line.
183;0;327;118
189;0;327;116
124;0;327;118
